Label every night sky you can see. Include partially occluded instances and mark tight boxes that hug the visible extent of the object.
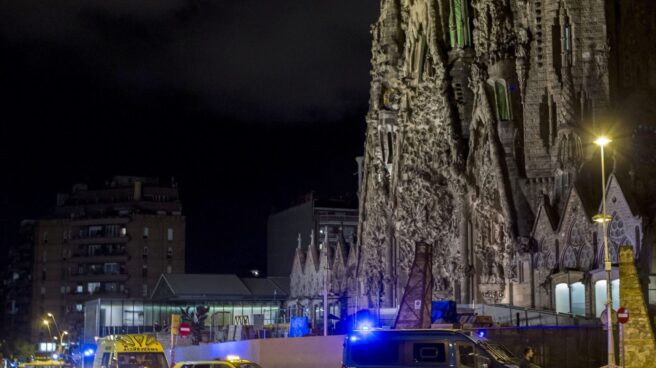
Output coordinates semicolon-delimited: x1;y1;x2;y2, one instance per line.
0;0;379;275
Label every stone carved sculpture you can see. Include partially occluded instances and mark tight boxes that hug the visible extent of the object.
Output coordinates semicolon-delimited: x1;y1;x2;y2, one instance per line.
345;0;621;310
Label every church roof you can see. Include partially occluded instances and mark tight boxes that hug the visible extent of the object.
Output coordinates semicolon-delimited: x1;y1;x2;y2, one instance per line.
608;172;644;217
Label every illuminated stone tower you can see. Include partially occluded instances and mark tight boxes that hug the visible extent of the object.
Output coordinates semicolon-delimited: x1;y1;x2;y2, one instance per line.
356;0;656;310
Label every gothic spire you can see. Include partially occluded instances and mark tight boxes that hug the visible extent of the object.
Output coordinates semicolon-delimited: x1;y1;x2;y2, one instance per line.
378;0;403;63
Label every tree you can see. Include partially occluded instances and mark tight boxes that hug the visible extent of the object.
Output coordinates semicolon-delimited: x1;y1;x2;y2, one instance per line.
8;340;35;362
180;306;209;345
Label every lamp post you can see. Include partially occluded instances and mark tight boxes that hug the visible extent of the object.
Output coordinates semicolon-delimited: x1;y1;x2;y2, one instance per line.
592;136;616;368
57;331;68;355
42;320;53;341
46;313;62;338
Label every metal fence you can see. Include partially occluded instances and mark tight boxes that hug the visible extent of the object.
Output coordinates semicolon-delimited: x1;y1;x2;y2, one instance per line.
477;326;608;368
469;304;601;327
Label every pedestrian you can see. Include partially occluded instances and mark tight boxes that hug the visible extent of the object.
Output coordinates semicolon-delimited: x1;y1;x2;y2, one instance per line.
519;346;538;368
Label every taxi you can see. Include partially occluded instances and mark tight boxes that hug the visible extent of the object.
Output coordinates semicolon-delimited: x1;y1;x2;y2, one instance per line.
172;355;262;368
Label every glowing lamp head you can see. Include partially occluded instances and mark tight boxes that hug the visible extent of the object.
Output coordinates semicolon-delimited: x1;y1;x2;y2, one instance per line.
63;331;69;335
226;355;240;362
594;137;611;147
47;313;54;318
593;214;612;223
42;320;49;325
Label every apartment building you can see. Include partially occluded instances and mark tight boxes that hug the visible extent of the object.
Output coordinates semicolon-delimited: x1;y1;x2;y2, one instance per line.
31;176;185;343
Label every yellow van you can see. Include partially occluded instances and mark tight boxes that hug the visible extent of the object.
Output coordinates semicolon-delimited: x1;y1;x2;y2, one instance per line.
93;334;168;368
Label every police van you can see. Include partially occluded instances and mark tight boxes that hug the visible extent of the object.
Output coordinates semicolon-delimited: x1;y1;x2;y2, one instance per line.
342;328;520;368
93;334;168;368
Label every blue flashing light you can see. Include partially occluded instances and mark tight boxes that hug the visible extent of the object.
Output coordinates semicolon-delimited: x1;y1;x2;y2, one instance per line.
349;335;359;343
357;320;373;332
477;330;486;338
83;349;95;357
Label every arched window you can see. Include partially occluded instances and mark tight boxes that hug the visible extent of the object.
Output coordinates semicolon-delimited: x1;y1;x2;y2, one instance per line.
387;131;394;164
595;279;620;317
555;283;570;314
594;280;606;317
571;282;585;316
612;279;620;310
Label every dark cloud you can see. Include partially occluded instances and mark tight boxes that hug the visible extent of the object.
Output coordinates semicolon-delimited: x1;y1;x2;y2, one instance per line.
0;0;379;122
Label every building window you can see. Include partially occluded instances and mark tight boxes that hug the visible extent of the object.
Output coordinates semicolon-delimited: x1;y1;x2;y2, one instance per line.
76;304;83;312
564;23;572;52
167;228;173;241
42;250;47;263
143;246;149;257
142;264;148;277
143;227;149;239
76;285;84;294
88;244;100;256
43;231;48;244
40;287;46;296
555;283;570;314
88;282;101;294
448;0;471;49
142;284;148;297
105;283;118;293
571;282;585;316
167;246;173;259
104;263;120;275
595;279;620;317
120;227;127;237
166;265;172;274
491;80;512;121
649;276;656;305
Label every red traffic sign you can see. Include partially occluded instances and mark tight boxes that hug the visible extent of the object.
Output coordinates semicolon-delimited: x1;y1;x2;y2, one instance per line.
617;307;629;324
179;323;192;336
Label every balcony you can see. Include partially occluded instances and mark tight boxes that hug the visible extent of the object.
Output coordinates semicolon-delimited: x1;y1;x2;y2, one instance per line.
72;249;129;263
69;272;129;282
70;232;130;245
69;289;130;300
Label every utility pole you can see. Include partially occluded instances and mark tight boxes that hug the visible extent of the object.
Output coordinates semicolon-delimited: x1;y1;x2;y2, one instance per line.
323;226;329;336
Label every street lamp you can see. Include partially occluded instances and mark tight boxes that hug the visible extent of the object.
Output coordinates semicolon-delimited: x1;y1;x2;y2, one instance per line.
42;320;53;341
46;313;62;338
593;136;616;367
57;331;69;355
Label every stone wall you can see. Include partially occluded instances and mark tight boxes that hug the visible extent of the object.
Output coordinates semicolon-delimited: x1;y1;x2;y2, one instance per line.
619;246;656;368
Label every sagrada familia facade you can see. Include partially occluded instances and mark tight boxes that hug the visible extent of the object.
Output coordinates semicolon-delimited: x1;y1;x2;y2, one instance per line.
289;0;656;321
